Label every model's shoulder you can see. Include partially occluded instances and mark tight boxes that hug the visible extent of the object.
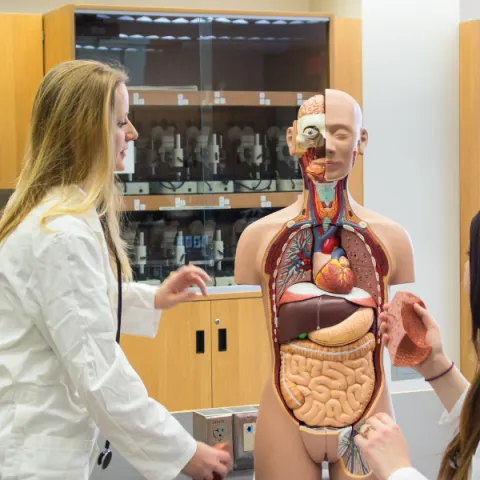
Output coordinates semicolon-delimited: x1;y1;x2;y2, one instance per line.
354;205;410;241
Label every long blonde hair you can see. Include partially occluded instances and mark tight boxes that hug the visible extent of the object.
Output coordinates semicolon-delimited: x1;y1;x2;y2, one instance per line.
439;211;480;479
0;59;132;280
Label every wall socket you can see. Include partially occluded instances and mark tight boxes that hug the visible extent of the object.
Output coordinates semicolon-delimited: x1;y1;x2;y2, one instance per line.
192;408;233;446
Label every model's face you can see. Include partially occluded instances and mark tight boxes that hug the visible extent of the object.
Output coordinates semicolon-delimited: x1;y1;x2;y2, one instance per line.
114;83;138;172
287;91;368;183
323;93;360;182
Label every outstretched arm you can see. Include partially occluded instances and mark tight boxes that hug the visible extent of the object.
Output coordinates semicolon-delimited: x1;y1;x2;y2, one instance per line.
33;228;197;479
406;304;469;412
121;264;210;338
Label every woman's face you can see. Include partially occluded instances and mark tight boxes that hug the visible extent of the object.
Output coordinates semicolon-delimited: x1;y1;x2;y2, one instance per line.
114;83;138;172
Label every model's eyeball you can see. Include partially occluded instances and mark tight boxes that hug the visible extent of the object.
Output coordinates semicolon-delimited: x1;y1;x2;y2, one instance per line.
303;126;319;139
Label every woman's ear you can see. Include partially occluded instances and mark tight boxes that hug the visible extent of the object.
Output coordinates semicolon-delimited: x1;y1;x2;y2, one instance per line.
357;128;368;155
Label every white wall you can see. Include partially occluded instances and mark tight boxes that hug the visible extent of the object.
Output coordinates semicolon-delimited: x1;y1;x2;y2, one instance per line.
461;0;480;21
362;0;460;393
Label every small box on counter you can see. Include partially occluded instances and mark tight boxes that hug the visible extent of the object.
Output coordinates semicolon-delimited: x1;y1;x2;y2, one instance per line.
192;405;259;471
225;405;258;470
192;408;233;446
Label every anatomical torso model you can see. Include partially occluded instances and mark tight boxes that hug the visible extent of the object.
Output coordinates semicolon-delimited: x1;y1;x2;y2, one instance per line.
234;90;415;479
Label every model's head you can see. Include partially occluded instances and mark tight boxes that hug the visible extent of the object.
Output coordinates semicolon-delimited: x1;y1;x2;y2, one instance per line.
0;59;135;279
287;89;367;183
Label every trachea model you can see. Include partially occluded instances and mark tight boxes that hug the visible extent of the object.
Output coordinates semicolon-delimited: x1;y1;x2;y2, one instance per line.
234;90;415;479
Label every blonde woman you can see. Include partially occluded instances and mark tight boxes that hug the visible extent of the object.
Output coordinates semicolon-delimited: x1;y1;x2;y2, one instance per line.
354;212;480;479
0;60;232;480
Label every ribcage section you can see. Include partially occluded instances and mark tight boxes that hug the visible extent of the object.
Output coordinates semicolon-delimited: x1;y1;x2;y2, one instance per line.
274;225;313;302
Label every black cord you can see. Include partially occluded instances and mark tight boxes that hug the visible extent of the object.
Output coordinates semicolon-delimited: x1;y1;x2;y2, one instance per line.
97;248;122;470
158;181;185;192
233;179;273;192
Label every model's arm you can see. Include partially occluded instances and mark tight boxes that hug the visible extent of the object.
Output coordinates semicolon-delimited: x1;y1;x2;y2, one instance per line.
387;223;415;285
234;223;262;285
33;227;197;480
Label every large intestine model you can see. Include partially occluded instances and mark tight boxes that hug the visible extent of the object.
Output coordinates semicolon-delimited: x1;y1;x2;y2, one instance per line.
263;95;391;475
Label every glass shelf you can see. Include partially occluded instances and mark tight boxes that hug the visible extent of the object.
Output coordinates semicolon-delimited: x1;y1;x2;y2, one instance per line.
74;8;331;285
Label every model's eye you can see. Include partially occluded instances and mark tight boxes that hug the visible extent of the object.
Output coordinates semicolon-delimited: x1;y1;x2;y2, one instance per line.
303;126;319;139
118;121;128;128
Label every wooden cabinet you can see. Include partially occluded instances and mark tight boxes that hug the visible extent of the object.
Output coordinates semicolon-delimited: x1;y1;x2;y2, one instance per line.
211;298;271;408
0;14;43;189
459;20;480;381
120;293;271;411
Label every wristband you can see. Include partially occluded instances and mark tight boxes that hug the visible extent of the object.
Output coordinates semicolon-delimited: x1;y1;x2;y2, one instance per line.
425;361;454;383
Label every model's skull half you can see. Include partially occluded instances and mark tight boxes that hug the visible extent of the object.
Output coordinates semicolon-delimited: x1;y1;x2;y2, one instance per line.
296;114;327;181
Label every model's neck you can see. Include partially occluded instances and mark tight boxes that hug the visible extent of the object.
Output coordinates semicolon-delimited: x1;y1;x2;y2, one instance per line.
301;175;346;218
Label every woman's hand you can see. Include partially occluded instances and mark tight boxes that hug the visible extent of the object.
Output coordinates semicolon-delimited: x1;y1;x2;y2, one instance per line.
379;302;450;378
182;441;233;480
354;413;412;480
154;264;211;310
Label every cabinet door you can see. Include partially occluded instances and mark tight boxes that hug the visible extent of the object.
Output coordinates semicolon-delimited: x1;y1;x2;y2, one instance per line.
211;298;271;408
121;300;212;411
0;14;43;189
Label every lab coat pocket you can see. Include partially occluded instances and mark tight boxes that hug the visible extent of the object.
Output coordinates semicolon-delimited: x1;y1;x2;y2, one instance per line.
20;434;94;480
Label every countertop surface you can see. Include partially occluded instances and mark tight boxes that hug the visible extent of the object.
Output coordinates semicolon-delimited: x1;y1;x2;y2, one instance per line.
138;280;262;295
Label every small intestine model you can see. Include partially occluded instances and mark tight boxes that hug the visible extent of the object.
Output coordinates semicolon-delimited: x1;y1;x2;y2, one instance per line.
234;90;417;480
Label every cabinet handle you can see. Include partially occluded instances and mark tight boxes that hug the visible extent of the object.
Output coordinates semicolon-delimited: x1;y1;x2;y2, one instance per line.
218;328;227;352
196;330;205;354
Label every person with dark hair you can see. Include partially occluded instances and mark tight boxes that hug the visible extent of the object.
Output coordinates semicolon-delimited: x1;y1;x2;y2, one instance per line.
353;212;480;479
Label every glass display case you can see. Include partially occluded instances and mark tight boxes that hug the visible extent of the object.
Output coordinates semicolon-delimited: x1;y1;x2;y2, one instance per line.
38;5;362;412
55;8;332;286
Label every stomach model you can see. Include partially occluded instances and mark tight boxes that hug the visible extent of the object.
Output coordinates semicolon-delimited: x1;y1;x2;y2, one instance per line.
263;194;390;430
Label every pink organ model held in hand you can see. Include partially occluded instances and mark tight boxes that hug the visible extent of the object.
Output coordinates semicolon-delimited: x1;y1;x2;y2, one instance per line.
386;291;431;367
234;90;415;480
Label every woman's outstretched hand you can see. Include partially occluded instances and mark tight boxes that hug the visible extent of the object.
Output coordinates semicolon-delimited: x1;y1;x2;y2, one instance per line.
379;302;450;378
154;264;211;310
354;413;412;480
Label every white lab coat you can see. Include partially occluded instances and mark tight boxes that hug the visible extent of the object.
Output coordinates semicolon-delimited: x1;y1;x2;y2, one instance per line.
0;187;197;479
389;387;479;479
